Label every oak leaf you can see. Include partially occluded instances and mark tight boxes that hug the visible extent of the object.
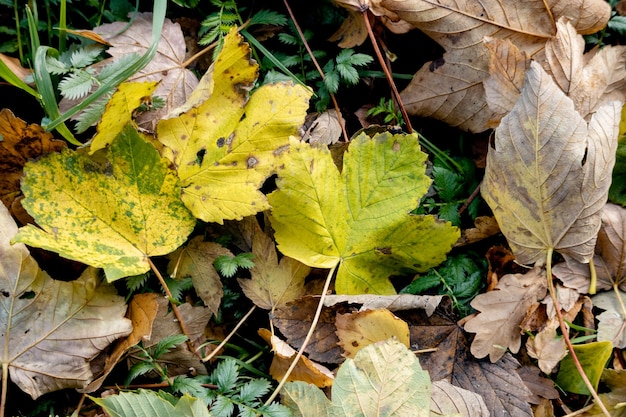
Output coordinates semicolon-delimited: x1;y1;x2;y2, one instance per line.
481;61;620;265
464;267;548;362
157;29;311;224
269;131;459;294
13;124;195;281
237;218;309;311
0;203;132;399
380;0;610;132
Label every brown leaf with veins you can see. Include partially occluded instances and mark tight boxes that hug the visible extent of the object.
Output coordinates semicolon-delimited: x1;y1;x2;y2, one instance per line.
526;319;567;374
0;109;66;224
464;267;548;362
431;380;490;416
93;12;199;130
238;218;309;311
379;0;610;132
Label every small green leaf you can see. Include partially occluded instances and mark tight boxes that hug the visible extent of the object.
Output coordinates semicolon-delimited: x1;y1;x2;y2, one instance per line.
153;334;189;359
556;341;613;395
58;70;95;100
93;390;211;417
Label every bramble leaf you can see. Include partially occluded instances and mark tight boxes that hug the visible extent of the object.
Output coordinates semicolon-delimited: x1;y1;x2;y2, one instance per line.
269;131;459;294
13;124;195;281
157;29;311;223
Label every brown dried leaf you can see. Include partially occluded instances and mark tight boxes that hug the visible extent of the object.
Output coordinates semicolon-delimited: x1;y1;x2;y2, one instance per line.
515;366;559;404
324;294;444;316
456;215;501;246
169;237;231;316
336;309;410;358
0;53;33;81
430;380;490;417
258;329;334;388
93;12;199;130
238;218;309;311
380;0;610;132
525;319;567;374
464;267;548;362
300;110;344;146
0;109;66;224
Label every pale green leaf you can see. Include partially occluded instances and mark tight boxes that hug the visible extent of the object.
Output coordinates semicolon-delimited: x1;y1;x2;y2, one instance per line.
556;341;613;395
58;70;96;100
0;203;132;399
13;124;195;281
282;381;332;417
93;390;211;417
269;131;459;294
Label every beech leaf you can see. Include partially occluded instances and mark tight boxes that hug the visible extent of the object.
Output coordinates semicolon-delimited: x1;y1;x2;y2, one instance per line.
13;124;195;281
481;61;620;265
269;131;459;294
157;29;311;224
464;267;548;362
0;203;132;399
380;0;611;132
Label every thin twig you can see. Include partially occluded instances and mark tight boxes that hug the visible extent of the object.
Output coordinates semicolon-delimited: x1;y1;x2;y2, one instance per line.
546;249;611;417
201;305;257;362
458;180;482;215
147;258;198;358
362;10;413;134
264;263;337;405
282;0;350;142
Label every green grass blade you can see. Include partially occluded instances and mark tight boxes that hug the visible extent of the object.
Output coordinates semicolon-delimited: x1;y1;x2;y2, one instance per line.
0;57;40;99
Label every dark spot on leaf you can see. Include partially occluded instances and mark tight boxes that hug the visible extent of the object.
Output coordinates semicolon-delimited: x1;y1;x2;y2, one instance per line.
19;290;35;299
351;341;359;347
582;146;588;166
247;156;258;168
274;145;289;156
489;131;496;150
0;290;9;297
195;148;206;166
429;57;445;72
181;134;188;140
217;137;225;147
309;160;314;173
376;247;392;255
239;113;247;122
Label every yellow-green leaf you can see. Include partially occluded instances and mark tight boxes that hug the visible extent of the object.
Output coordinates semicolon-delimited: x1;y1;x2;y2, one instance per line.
90;81;159;154
13;124;195;281
157;28;311;223
556;341;613;395
269;131;459;295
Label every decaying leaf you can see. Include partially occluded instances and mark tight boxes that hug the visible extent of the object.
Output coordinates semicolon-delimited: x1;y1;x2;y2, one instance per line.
237;218;309;311
258;329;334;388
157;29;311;224
281;381;333;417
464;267;548;362
335;309;410;358
431;380;490;417
580;369;626;417
591;290;626;348
0;109;66;225
93;12;199;130
556;340;613;395
13;124;195;281
324;294;444;316
168;237;232;316
525;319;567;374
300;110;344;146
379;0;611;132
0;203;132;399
269;131;459;294
482;61;620;265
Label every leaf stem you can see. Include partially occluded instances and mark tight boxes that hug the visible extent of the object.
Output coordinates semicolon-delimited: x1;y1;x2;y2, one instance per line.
201;305;257;362
147;257;198;358
589;257;597;295
264;263;337;405
546;248;610;417
1;363;7;417
282;0;349;142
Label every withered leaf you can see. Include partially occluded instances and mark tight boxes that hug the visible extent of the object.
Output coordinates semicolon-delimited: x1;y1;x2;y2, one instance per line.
464;267;547;362
525;319;567;374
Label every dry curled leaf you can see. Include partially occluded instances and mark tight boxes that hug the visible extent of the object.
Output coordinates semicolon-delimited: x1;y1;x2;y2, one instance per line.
464;267;548;362
380;0;611;132
525;319;567;374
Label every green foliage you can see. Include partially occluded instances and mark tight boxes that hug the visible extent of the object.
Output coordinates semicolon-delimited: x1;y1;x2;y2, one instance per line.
367;97;405;126
126;335;190;386
214;253;255;278
94;390;211;417
417;156;481;227
401;252;487;316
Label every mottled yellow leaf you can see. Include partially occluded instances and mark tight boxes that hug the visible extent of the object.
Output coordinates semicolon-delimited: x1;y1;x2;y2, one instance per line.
90;81;159;154
157;28;311;223
13;124;195;281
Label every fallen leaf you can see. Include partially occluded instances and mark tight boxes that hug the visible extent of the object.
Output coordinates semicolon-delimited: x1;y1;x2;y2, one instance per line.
83;293;159;392
324;294;444;316
300;110;344;146
94;391;210;417
580;369;626;417
13;124;196;281
431;380;490;417
0;203;132;399
335;309;410;358
238;218;309;311
380;0;611;132
157;29;311;224
525;319;567;374
168;237;232;316
515;366;559;404
456;215;501;246
281;381;333;417
89;81;159;154
592;290;626;348
481;61;620;265
269;131;459;294
0;53;33;81
93;12;199;130
464;267;548;362
556;340;613;395
258;329;334;388
0;109;66;225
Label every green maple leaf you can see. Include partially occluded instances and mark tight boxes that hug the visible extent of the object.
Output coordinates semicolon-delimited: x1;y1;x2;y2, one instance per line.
13;124;196;281
268;131;459;294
